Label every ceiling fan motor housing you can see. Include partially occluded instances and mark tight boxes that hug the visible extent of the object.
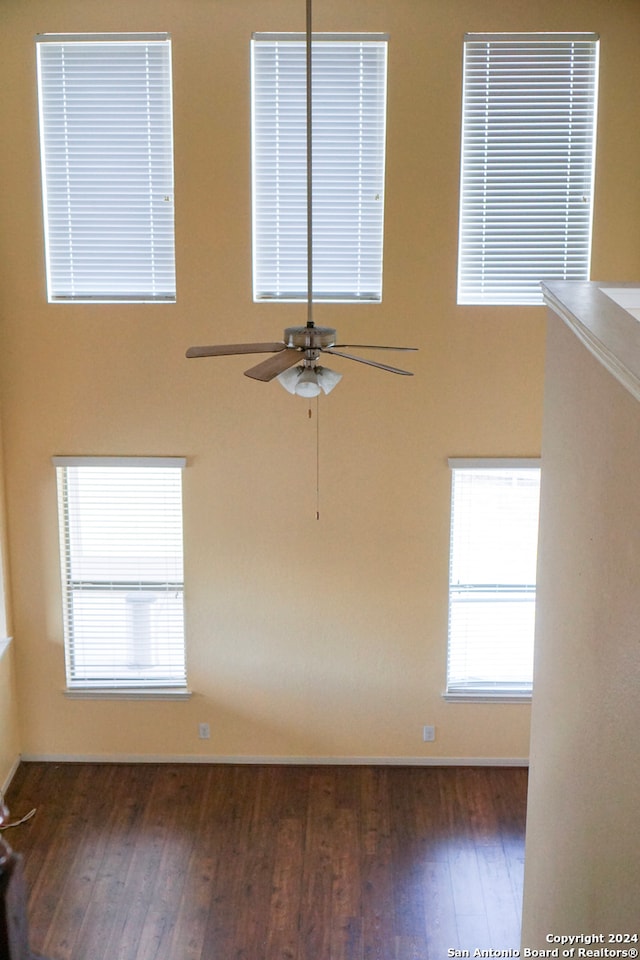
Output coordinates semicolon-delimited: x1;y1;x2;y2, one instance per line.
284;325;337;350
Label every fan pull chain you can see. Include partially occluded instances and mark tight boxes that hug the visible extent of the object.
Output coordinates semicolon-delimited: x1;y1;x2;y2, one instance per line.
308;399;320;519
316;396;320;519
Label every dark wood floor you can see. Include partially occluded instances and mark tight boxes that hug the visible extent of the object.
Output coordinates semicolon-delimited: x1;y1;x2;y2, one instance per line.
4;762;527;960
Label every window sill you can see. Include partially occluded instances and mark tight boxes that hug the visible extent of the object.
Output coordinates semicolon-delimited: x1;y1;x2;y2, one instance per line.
64;687;192;701
443;691;532;703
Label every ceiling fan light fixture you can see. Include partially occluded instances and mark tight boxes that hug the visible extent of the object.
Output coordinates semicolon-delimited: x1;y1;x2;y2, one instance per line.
276;365;321;397
277;363;342;397
294;367;322;398
276;366;303;394
316;365;342;395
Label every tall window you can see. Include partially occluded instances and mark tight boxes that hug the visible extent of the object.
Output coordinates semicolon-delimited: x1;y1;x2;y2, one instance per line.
36;33;176;303
54;457;187;693
446;460;541;699
251;33;388;302
457;33;599;305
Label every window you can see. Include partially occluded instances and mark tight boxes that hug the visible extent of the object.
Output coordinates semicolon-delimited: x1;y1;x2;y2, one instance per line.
446;459;541;699
54;457;187;694
457;33;599;305
251;33;388;302
36;33;176;303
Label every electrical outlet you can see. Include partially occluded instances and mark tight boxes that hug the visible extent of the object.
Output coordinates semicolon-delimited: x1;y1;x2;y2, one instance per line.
198;722;210;740
423;725;436;742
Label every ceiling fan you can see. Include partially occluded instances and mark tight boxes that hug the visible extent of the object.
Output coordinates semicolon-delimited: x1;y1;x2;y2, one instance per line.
186;328;417;396
186;0;417;397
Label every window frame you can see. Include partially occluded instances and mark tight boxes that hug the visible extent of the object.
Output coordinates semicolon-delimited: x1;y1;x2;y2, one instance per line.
53;456;189;699
457;32;599;306
445;458;541;702
251;32;388;303
36;32;177;304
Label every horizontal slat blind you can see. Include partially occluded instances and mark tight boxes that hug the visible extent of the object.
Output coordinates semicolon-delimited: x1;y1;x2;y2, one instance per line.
252;35;387;302
37;34;176;302
55;458;186;688
457;33;599;305
447;461;541;696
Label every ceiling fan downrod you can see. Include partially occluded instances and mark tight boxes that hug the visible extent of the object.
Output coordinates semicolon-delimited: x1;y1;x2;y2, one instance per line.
306;0;314;330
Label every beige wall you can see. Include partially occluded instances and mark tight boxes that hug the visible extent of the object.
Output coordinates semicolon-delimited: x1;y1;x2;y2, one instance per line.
0;411;20;790
0;0;639;762
522;313;640;938
0;643;21;791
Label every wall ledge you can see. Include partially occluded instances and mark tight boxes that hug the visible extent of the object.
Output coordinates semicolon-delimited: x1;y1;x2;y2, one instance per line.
542;280;640;404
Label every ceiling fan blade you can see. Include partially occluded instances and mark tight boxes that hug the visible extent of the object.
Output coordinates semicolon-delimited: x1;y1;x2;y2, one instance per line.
332;344;418;352
244;348;302;382
186;342;286;359
323;348;414;376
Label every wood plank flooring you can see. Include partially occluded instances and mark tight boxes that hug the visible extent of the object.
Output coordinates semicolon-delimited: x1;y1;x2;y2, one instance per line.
4;762;527;960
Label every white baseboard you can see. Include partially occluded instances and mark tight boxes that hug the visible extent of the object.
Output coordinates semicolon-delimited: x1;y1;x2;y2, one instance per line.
19;753;529;767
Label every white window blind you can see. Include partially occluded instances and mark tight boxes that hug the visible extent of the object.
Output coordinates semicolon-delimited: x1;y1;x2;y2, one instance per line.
54;457;186;690
252;34;388;302
36;34;176;303
446;460;541;698
457;33;599;305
